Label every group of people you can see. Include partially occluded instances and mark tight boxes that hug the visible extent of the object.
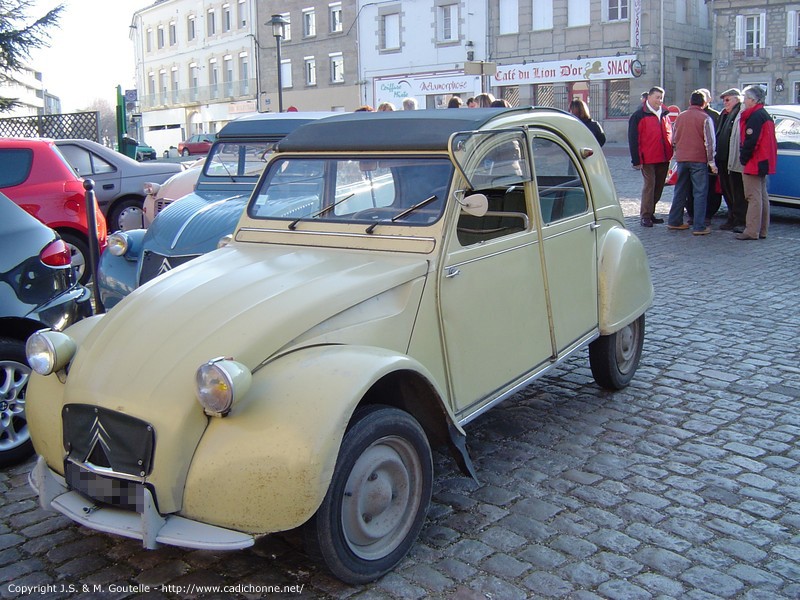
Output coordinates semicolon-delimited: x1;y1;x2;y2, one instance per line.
629;85;777;240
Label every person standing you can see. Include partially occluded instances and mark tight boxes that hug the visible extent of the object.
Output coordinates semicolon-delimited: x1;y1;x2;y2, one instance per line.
402;97;418;110
715;88;747;231
569;99;606;146
737;85;777;240
667;91;717;235
628;86;673;227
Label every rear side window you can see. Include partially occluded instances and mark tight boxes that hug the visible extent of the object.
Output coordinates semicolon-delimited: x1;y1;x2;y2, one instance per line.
0;148;33;187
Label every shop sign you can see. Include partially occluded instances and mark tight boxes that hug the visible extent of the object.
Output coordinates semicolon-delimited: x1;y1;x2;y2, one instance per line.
490;55;638;87
375;74;481;104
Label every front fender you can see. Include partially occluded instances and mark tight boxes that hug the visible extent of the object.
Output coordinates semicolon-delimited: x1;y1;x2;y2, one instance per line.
97;229;146;309
597;227;654;334
181;344;450;534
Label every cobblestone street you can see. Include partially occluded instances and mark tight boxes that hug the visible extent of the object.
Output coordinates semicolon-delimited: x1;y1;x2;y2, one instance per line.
1;146;799;600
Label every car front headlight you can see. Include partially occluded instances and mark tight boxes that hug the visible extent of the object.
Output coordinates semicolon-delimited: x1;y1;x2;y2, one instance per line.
26;330;76;375
195;357;252;417
217;234;233;249
107;232;130;257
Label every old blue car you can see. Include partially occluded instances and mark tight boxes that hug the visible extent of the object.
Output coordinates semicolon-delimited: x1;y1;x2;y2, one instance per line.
767;104;800;208
97;112;337;309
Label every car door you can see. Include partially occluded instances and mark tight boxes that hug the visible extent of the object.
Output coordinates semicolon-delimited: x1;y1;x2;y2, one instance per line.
768;111;800;204
441;130;553;417
531;134;599;352
57;143;120;206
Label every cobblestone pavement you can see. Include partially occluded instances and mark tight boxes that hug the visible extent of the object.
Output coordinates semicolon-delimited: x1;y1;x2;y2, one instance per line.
2;146;799;600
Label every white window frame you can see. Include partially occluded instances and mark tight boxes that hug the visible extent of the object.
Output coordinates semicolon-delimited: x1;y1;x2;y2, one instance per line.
238;52;250;94
281;59;292;89
330;52;344;83
187;15;196;41
381;12;401;50
146;28;153;52
499;0;518;34
532;0;553;31
698;0;709;29
157;25;165;49
223;4;232;32
676;0;687;25
330;2;343;33
169;21;177;45
735;12;767;55
787;10;799;47
603;0;628;22
281;13;292;41
568;0;590;27
238;0;247;28
305;56;317;86
303;8;316;38
207;8;216;36
437;4;458;43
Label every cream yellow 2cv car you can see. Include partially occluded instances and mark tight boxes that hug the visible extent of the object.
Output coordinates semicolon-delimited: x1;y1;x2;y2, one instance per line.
26;108;653;583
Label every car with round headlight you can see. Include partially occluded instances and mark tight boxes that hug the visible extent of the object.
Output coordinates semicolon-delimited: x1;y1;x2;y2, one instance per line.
97;112;337;309
25;108;653;583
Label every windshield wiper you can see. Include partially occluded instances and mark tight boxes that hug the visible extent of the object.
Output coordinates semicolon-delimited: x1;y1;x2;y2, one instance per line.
288;193;355;230
365;195;438;234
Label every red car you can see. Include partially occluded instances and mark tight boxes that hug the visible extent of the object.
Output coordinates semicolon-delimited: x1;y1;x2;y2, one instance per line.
177;133;216;156
0;138;107;283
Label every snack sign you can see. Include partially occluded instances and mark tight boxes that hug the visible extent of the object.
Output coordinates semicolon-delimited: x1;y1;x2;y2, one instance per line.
490;55;639;86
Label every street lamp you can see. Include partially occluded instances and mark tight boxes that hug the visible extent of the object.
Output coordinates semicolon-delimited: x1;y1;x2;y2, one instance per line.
269;14;289;112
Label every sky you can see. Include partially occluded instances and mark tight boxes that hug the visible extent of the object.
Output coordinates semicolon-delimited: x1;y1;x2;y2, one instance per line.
29;0;153;112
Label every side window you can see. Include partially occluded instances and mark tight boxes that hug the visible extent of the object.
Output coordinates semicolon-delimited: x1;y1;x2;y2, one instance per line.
90;153;115;175
531;137;588;225
774;115;800;150
0;149;33;187
56;144;91;176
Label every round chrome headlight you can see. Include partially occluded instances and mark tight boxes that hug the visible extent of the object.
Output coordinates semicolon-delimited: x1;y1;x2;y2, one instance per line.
195;358;252;417
26;330;76;375
107;232;130;257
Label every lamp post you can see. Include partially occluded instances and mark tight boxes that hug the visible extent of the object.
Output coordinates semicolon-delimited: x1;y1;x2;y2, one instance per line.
269;14;289;112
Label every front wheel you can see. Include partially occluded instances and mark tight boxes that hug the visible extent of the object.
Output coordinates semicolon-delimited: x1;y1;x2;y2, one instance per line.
304;405;433;584
0;338;34;467
589;314;645;390
108;198;145;232
59;231;90;284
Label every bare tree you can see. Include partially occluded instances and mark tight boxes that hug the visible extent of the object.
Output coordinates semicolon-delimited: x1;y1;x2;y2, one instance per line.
0;0;64;112
82;98;117;147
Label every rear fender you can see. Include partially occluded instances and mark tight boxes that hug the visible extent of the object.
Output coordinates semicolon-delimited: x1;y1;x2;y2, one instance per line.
597;228;654;334
181;344;461;534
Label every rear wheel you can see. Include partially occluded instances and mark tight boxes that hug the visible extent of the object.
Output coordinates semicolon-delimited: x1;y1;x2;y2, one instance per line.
589;314;645;390
0;338;34;467
304;405;433;584
108;198;145;232
181;148;190;157
59;231;90;284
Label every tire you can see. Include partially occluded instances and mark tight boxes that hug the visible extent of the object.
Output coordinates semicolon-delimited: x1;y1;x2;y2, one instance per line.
589;313;645;390
108;198;145;232
304;405;433;584
59;231;91;285
181;148;190;157
0;338;34;467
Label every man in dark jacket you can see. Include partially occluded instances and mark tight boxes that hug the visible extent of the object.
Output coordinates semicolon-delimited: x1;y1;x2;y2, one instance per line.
628;86;673;227
737;85;777;240
716;88;746;230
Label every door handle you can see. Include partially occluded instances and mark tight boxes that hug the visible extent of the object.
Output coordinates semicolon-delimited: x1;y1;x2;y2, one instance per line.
445;267;460;278
103;184;115;190
589;222;600;230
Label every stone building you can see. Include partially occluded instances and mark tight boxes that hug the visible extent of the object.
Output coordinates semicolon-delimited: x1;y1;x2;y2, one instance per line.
711;0;800;105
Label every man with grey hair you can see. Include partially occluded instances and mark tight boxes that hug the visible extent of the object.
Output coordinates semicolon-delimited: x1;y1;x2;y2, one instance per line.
715;88;746;231
736;85;777;240
402;97;418;110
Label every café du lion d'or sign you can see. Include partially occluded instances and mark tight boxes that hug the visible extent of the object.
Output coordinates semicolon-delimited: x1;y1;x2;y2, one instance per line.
491;54;641;86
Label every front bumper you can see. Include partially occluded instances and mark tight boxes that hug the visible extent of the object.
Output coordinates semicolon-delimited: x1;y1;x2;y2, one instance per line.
29;456;254;551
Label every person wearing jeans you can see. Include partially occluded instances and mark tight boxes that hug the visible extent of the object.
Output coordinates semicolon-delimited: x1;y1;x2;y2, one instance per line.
667;91;717;235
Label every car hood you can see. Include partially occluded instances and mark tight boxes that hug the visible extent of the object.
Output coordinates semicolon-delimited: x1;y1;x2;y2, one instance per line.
69;243;429;404
144;190;249;255
126;161;182;179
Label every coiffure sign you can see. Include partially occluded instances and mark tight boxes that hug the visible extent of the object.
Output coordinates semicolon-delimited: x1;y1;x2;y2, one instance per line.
375;74;481;104
490;54;639;87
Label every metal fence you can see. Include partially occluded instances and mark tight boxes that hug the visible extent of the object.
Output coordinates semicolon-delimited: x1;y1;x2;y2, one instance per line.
0;111;99;141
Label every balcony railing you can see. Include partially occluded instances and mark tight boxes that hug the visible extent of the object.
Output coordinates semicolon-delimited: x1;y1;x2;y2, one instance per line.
782;45;800;58
141;78;256;110
732;47;772;61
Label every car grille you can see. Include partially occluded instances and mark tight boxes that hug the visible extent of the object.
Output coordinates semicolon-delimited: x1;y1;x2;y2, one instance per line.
154;199;174;215
139;251;200;286
62;404;156;512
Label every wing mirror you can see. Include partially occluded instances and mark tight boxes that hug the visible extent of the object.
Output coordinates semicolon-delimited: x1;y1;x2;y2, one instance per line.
458;192;488;217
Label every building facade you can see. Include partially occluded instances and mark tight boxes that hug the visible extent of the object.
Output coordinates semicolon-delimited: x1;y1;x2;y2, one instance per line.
257;0;360;111
130;0;259;155
1;65;48;118
712;0;800;105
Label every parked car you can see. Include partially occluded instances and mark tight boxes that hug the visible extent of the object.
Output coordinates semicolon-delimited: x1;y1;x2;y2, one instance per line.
25;108;653;583
0;193;92;467
135;143;157;161
141;160;204;227
766;104;800;207
0;138;108;284
98;112;336;309
178;133;216;156
55;139;181;232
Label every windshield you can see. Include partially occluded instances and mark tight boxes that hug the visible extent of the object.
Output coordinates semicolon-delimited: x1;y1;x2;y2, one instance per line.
248;156;454;227
204;141;279;179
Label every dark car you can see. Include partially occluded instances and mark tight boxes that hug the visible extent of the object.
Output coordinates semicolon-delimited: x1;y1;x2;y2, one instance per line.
98;112;337;309
0;138;108;284
0;193;92;467
178;133;216;156
55;139;181;232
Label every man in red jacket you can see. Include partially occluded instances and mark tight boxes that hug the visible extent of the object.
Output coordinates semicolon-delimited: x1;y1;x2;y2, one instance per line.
737;85;777;240
628;86;674;227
